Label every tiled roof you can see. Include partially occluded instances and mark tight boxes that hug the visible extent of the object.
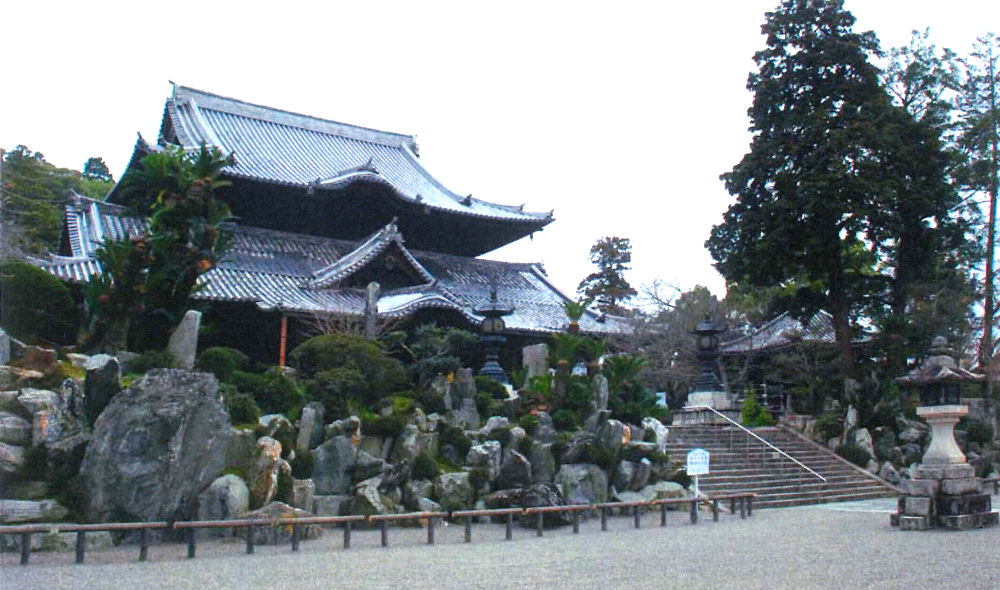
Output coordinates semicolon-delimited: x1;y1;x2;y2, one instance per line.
156;84;553;225
40;196;625;337
719;311;872;355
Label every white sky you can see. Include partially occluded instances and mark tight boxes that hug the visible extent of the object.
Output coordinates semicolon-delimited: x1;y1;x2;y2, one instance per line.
2;1;996;304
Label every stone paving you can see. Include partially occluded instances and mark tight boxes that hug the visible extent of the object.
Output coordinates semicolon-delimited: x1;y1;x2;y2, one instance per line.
1;497;997;589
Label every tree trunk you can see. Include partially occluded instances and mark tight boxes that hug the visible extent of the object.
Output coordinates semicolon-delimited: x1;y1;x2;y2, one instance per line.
827;264;854;383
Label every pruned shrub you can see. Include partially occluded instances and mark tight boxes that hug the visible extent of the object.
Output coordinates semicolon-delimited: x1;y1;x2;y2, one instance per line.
408;388;447;415
468;467;490;495
225;386;261;426
966;420;994;445
440;423;473;459
412;453;440;481
487;426;512;447
814;412;843;442
196;347;249;383
476;375;508;400
516;435;534;456
233;368;305;416
290;450;314;479
290;333;406;407
362;414;405;439
581;444;615;470
740;392;776;427
518;414;540;434
475;391;491;418
835;443;872;468
0;259;78;344
552;409;577;432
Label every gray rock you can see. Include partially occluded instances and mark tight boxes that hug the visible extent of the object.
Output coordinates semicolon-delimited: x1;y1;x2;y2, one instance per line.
0;411;31;445
312;435;358;495
529;443;556;484
391;424;423;465
291;478;315;513
0;391;27;419
613;460;652;492
166;310;202;370
596;419;628;452
0;329;8;365
404;479;435;511
533;412;557;443
496;450;532;490
45;431;90;478
642;417;668;452
480;416;510;435
560;431;597;464
379;460;411;490
845;405;859;434
452;397;480;430
879;462;901;484
0;499;69;523
592;375;609;413
556;464;609;505
431;375;452;412
328;415;361;440
83;354;120;426
313;494;350;517
452;368;476;401
522;344;549;380
197;474;250;536
352;450;386;483
484;483;568;526
359;435;387;460
466;440;502;480
406;407;428;431
80;369;230;523
60;378;86;421
237;501;322;545
65;353;91;369
249;437;290;508
434;472;473;511
296;402;325;453
344;477;398;517
899;427;926;444
225;427;256;471
17;388;61;415
417;498;442;513
853;428;876;460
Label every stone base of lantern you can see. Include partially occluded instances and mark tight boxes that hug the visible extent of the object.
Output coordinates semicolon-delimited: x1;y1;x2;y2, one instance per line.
891;462;999;531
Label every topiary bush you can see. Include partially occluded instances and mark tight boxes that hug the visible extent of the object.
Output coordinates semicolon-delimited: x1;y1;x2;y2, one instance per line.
552;408;578;432
835;443;872;468
440;423;473;459
487;426;512;447
815;412;843;442
740;392;776;427
407;388;447;415
412;453;440;481
516;435;534;457
475;391;492;418
581;444;615;470
476;375;509;400
0;259;79;344
468;467;490;496
362;414;405;439
290;450;314;479
124;350;177;373
290;333;406;408
966;420;995;445
232;368;305;417
518;414;540;434
224;385;262;426
196;347;250;383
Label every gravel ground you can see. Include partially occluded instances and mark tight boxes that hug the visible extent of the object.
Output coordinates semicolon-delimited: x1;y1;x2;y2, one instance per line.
1;498;997;590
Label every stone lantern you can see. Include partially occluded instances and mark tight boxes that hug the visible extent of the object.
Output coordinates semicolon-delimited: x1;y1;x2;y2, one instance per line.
679;315;733;424
892;336;997;531
475;286;514;384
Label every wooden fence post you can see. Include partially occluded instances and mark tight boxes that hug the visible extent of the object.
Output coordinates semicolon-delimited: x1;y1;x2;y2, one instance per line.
601;507;607;532
140;528;149;561
573;510;579;534
427;517;435;545
380;520;389;547
536;512;543;537
506;512;513;541
20;531;30;565
343;520;352;549
75;531;85;564
712;500;719;522
660;503;667;527
690;500;698;525
291;524;300;552
186;528;196;559
246;526;254;554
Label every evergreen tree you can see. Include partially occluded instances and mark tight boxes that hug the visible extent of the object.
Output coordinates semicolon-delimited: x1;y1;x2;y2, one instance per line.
577;236;637;314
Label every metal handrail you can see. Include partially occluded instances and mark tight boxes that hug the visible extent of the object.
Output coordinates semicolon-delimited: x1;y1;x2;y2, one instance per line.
685;405;826;482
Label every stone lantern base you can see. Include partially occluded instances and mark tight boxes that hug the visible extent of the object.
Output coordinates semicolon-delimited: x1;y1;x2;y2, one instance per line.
890;405;999;531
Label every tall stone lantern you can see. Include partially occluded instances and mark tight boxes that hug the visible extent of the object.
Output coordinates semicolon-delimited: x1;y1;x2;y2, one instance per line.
685;315;730;411
475;286;514;384
892;336;997;531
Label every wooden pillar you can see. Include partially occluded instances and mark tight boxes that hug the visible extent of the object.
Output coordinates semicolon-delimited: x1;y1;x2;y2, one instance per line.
278;313;288;367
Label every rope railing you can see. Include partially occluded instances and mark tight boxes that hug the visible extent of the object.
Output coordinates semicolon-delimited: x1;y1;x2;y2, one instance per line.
0;492;757;566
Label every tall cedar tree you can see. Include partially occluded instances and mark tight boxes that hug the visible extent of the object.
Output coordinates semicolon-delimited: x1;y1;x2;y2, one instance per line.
707;0;964;378
955;33;1000;369
577;236;637;314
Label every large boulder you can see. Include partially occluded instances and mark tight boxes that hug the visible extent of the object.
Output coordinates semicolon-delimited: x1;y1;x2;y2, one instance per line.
352;450;386;483
312;435;358;495
596;419;628;452
0;441;26;475
16;388;61;415
592;375;609;413
613;460;652;492
434;472;473;512
391;424;423;465
237;501;323;545
80;369;230;523
495;450;532;490
642;417;668;452
403;479;435;511
529;443;556;484
249;437;291;508
852;428;876;460
83;354;121;426
327;415;361;441
533;412;557;444
0;499;70;523
291;478;315;513
0;412;31;445
466;440;502;480
166;310;202;370
343;477;398;517
197;474;250;536
556;464;609;505
296;402;326;453
484;483;568;526
225;427;256;471
452;398;480;430
313;495;350;518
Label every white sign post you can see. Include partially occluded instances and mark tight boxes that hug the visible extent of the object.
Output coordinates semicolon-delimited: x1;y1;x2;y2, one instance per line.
686;448;710;498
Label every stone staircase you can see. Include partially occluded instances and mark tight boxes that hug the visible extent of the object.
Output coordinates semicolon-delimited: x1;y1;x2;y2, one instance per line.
666;425;898;509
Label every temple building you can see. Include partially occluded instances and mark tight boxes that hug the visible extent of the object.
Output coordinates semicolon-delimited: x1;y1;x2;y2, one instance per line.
36;84;623;363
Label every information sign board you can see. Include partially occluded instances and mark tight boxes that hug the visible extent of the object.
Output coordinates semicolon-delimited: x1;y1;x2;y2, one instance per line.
686;448;710;476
